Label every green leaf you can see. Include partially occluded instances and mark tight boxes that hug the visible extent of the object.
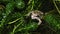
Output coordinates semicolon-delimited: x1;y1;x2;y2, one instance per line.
10;16;38;34
0;2;15;27
53;0;60;14
26;0;35;11
44;11;60;33
15;0;25;9
7;12;22;24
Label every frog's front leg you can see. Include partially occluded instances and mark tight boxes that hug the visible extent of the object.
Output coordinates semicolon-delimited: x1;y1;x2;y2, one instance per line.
31;16;42;25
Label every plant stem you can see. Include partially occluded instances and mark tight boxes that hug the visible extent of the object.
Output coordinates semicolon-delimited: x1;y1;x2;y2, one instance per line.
53;0;60;14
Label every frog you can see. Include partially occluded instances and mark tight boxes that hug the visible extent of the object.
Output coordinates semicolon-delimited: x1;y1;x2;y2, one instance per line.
27;10;44;25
